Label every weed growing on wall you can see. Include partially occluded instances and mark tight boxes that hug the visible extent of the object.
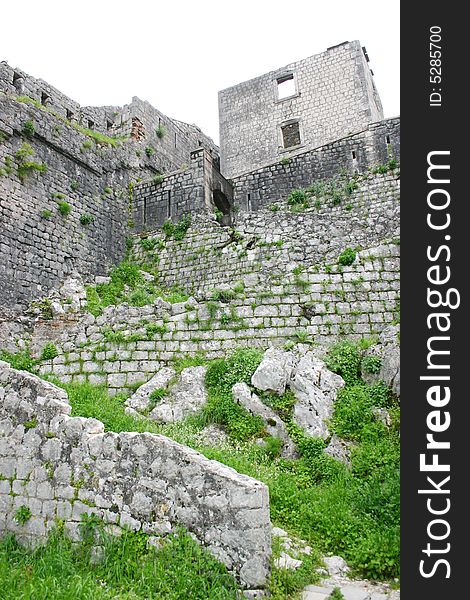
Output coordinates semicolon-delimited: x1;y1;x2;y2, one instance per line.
21;119;35;138
337;248;356;266
161;214;191;240
13;506;31;525
85;261;188;316
40;342;59;361
155;125;166;139
15;142;47;181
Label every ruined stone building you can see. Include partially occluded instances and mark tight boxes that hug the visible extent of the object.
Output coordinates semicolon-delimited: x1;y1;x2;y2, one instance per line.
0;41;400;593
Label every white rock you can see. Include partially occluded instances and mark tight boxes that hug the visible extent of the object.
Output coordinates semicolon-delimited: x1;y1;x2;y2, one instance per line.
251;348;296;394
233;382;296;458
324;434;353;465
361;325;400;397
291;354;344;439
150;366;208;423
125;367;176;412
94;276;111;285
275;552;303;570
139;270;155;282
323;555;350;577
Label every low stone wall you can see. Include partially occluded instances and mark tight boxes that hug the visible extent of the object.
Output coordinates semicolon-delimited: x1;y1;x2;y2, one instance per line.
0;361;271;590
37;241;399;395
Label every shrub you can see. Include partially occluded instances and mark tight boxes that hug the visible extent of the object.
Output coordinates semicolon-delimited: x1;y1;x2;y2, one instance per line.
337;248;356;266
15;142;47;180
329;588;345;600
21;119;35;138
40;209;53;219
40;342;59;361
145;146;154;157
173;214;191;240
287;188;308;206
162;215;191;240
79;213;94;225
152;174;165;185
14;506;31;525
203;349;265;441
70;180;79;191
155;125;166;139
57;201;71;216
325;340;362;386
361;355;382;374
332;385;375;440
140;237;160;251
210;288;237;302
129;289;151;307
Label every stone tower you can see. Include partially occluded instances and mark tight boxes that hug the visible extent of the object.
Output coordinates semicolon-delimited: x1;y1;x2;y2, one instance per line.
218;40;383;178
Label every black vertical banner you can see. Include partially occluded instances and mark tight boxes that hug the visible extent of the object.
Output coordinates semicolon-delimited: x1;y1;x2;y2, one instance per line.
401;5;467;599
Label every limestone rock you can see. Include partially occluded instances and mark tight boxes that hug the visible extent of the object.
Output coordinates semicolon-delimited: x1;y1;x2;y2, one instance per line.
251;347;296;394
232;382;296;458
196;424;229;447
275;551;303;570
361;325;400;397
324;434;353;466
139;270;155;282
59;276;87;311
125;366;176;413
150;366;208;422
291;353;344;439
371;407;392;427
322;555;350;577
94;276;111;285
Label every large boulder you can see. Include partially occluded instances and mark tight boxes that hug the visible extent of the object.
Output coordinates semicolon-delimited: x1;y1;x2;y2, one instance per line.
361;325;400;396
232;382;297;458
291;353;345;439
125;366;176;413
150;366;208;423
251;347;296;394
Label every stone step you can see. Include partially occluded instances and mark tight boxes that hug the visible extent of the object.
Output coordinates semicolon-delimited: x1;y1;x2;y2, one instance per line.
302;584;390;600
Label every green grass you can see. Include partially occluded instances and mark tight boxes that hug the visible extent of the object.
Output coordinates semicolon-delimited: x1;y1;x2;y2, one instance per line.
85;261;188;316
0;525;239;599
4;340;400;588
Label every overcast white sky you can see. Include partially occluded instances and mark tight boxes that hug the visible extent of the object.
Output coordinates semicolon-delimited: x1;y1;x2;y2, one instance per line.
1;0;399;144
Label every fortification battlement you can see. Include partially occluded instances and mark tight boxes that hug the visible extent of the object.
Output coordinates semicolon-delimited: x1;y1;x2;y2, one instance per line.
219;40;384;178
0;61;218;175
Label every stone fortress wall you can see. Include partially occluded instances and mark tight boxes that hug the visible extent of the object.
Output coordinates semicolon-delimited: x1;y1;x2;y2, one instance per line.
232;118;399;211
0;44;400;590
0;62;220;309
33;171;400;396
0;361;271;591
218;40;384;178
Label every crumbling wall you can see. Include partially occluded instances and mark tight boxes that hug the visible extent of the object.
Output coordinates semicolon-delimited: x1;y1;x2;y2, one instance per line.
0;361;271;590
219;40;384;178
0;63;220;309
231;118;400;211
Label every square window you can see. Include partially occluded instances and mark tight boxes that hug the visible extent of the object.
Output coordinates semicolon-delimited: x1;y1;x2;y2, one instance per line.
277;74;296;100
281;121;301;148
